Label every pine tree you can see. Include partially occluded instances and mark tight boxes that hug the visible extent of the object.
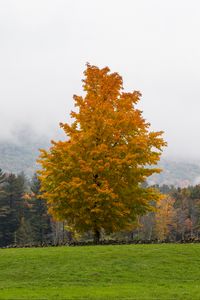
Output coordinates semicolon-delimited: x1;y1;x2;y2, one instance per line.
0;173;25;247
0;168;6;185
28;174;52;245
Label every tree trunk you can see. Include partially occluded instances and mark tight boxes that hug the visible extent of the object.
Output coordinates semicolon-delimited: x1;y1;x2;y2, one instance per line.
94;229;100;244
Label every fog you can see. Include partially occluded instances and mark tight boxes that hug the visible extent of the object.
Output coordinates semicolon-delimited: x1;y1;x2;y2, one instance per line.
1;0;200;159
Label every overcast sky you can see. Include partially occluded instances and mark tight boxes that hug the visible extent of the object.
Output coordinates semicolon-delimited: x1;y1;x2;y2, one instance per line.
1;0;200;159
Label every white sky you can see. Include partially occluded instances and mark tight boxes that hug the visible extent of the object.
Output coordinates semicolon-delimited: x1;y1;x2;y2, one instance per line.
0;0;200;158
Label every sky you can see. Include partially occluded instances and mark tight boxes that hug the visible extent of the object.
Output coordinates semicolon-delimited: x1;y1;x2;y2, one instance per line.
0;0;200;159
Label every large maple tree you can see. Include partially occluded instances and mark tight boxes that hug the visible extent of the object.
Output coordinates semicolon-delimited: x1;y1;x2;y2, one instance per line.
38;64;166;242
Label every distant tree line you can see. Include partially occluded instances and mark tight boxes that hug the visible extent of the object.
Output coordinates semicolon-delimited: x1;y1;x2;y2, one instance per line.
1;167;200;247
0;169;71;247
133;184;200;242
0;169;51;247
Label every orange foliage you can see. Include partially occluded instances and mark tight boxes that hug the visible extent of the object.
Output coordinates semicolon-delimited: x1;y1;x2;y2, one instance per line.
155;196;176;240
38;64;166;239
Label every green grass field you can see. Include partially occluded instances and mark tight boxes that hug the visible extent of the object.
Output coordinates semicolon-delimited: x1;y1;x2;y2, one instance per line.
0;244;200;299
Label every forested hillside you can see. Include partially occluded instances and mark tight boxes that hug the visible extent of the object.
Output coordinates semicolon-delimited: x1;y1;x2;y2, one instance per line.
149;159;200;187
0;129;49;176
0;141;200;186
1;131;200;246
1;169;200;247
0;129;200;186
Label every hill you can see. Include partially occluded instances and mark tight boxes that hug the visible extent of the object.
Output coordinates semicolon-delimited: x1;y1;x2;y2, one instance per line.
0;129;200;185
0;244;200;299
149;158;200;187
0;128;49;177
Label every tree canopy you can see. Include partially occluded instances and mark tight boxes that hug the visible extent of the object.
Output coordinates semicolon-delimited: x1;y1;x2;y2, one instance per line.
38;64;166;241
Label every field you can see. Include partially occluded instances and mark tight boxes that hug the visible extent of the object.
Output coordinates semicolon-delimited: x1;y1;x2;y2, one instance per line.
0;244;200;299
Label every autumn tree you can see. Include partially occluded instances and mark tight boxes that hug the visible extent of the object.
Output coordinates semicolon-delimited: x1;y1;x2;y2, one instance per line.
155;196;176;240
38;64;166;242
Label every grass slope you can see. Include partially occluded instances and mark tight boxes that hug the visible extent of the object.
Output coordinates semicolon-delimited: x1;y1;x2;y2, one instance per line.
0;244;200;299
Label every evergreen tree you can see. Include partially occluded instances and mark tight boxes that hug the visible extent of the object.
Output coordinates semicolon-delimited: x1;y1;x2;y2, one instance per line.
0;173;25;247
28;174;52;245
0;168;6;184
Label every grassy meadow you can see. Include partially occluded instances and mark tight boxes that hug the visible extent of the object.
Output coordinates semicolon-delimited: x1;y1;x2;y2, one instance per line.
0;244;200;299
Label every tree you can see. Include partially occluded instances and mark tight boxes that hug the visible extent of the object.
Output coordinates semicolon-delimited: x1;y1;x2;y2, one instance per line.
0;168;6;220
188;185;200;238
0;173;25;246
28;174;52;245
173;187;191;240
38;64;166;242
0;168;6;185
155;196;176;240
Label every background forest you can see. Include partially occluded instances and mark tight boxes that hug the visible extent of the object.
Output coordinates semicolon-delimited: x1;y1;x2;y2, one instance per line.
1;163;200;247
1;130;200;246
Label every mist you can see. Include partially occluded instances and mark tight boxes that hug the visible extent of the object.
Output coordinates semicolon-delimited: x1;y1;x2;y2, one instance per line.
1;0;200;159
